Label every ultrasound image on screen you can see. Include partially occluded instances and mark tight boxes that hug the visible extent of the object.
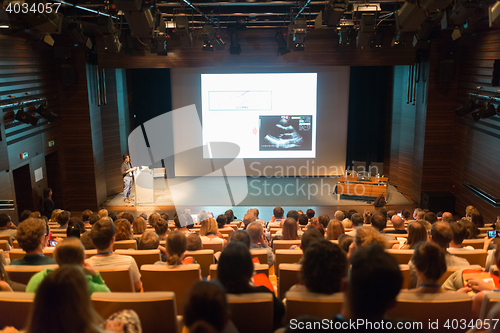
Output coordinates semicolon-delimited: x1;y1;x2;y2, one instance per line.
259;115;313;151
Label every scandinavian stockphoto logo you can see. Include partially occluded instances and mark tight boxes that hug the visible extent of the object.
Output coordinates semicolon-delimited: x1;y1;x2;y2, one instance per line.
127;105;248;214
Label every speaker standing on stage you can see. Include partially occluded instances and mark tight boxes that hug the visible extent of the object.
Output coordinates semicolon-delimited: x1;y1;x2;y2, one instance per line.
121;155;135;203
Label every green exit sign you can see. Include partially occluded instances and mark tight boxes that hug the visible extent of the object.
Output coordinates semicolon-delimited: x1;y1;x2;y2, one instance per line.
48;140;55;147
20;152;28;160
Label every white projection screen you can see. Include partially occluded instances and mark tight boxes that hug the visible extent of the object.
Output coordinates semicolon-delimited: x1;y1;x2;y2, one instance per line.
170;67;350;177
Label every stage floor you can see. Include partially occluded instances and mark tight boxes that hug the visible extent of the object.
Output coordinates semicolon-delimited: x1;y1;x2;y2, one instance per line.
106;177;412;217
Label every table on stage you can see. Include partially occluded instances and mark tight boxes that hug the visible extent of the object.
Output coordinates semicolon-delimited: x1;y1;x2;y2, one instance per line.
336;175;388;198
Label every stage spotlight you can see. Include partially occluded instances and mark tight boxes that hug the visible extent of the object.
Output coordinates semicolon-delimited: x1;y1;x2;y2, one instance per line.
395;1;427;31
15;109;40;127
490;2;500;27
338;27;353;45
449;1;478;26
229;30;241;54
371;30;384;48
124;9;154;38
155;35;168;56
201;25;224;51
35;104;58;123
67;22;86;46
323;0;348;27
391;31;406;47
289;18;307;51
275;31;290;55
174;16;193;48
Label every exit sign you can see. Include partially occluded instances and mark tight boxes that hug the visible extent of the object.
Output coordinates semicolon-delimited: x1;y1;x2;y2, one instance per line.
48;140;55;147
20;152;28;160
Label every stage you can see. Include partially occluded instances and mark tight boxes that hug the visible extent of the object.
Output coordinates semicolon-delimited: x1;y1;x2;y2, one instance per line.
104;177;414;219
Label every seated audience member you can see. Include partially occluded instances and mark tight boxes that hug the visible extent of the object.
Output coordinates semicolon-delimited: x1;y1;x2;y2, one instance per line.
19;210;32;223
371;213;397;241
424;211;438;224
229;230;251;248
11;218;56;266
247;222;274;266
346;209;358;220
66;223;82;238
108;211;118;222
97;209;108;219
449;221;475;250
290;240;348;294
247;208;266;227
461;218;480;239
338;234;354;253
286;210;300;224
154;218;169;240
187;233;203;251
26;237;110;294
442;212;454;223
471;211;485;228
114;219;135;242
88;213;100;226
148;213;160;228
184;281;237;333
217;242;285;330
363;209;372;225
276;218;301;240
0;259;23;291
466;205;478;218
392;221;428;250
155;231;193;267
56;211;71;230
296;228;324;258
86;219;142;292
216;214;227;229
132;217;147;235
0;213;17;241
242;212;256;230
346;213;363;236
267;206;285;231
23;265;138;333
416;211;426;220
160;212;169;221
306;209;315;221
198;211;210;225
306;219;325;236
69;217;85;233
317;214;330;230
224;209;235;224
404;242;470;294
326;219;345;241
298;214;308;227
138;231;160;250
386;215;407;234
413;208;423;220
139;212;148;221
80;231;96;250
334;210;345;222
342;218;353;229
173;215;190;235
401;209;411;221
348;227;388;261
121;212;134;225
378;208;388;219
387;210;396;221
200;218;226;245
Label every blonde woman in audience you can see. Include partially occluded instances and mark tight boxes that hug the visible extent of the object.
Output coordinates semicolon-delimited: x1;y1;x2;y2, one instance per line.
114;219;134;241
392;221;428;250
97;209;108;219
199;218;227;246
132;217;147;235
326;219;345;240
348;226;388;260
342;218;353;229
50;209;62;223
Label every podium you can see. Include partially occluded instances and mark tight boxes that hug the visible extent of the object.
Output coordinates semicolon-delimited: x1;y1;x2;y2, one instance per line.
134;167;154;204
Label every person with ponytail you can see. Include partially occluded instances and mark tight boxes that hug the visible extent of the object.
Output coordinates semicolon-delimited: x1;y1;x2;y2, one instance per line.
155;231;198;268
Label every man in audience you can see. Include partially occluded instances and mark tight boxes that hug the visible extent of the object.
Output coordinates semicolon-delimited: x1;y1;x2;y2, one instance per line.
174;215;191;234
346;213;364;237
449;221;474;250
56;210;71;230
424;211;438;224
11;218;56;265
371;213;397;241
298;214;309;226
121;212;134;224
306;209;315;221
387;210;396;221
88;213;100;226
334;210;345;222
442;212;454;223
0;213;18;242
286;210;300;223
19;210;32;224
98;209;108;219
242;212;256;230
413;208;423;220
86;219;142;292
82;210;93;226
247;208;266;227
247;221;274;267
216;214;227;229
267;206;285;230
401;209;411;221
138;230;160;250
187;233;203;251
224;209;235;224
229;230;251;248
385;215;407;234
108;211;118;222
160;212;169;221
296;228;324;263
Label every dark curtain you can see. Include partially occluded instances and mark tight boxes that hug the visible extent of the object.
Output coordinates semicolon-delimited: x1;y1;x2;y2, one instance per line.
346;66;393;169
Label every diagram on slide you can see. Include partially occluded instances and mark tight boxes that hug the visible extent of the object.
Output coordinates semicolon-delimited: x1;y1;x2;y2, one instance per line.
208;90;272;110
259;115;312;151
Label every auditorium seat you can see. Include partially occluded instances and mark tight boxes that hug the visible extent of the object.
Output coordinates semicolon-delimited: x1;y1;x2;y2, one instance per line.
115;249;161;269
0;292;34;329
386;249;413;265
477;233;488;239
462;239;485;249
9;247;56;261
12;240;20;249
278;263;301;299
141;264;201;315
85;249;98;259
97;266;135;292
209;263;269;280
478;227;492;233
51;233;68;238
92;292;180;333
5;264;59;285
201;241;223;253
447;249;488;266
219;227;234;238
227;293;273;333
249;248;268;266
185;249;215;278
386;293;473;331
0;240;9;251
270;228;281;238
479;292;500;320
400;264;410;289
438;265;482;285
285;291;344;321
275;250;302;278
273;240;301;254
112;240;137;250
0;234;13;246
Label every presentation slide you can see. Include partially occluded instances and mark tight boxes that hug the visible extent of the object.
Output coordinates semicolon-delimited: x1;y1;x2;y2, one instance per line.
201;73;317;158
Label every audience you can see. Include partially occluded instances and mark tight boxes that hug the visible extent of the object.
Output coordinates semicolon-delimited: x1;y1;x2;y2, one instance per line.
317;214;330;229
114;219;135;241
371;213;397;241
338;234;354;253
363;209;372;225
242;212;256;230
246;221;274;266
66;223;81;238
392;221;428;250
200;218;226;246
247;208;266;227
56;211;71;230
267;206;285;230
326;219;345;240
156;231;188;266
132;217;147;235
148;213;160;227
386;215;407;234
88;213;100;226
187;233;203;251
229;230;251;248
137;231;160;250
0;213;17;242
449;221;475;250
277;218;301;240
216;214;227;229
306;219;325;235
297;214;308;226
11;218;56;266
154;218;169;240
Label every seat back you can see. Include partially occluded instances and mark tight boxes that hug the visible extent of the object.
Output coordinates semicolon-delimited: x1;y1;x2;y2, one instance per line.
386;293;473;330
201;241;223;253
275;250;302;278
250;248;268;265
285;291;344;321
85;249;98;259
227;293;273;333
0;240;10;251
115;249;161;269
12;240;20;248
400;264;410;290
5;264;59;285
141;264;201;315
462;239;485;249
209;263;269;281
0;234;13;246
92;292;178;333
278;263;301;299
273;240;301;254
386;249;414;265
448;249;488;266
113;240;137;250
185;249;214;278
270;228;281;238
219;227;234;238
0;292;34;329
97;266;135;292
479;292;500;320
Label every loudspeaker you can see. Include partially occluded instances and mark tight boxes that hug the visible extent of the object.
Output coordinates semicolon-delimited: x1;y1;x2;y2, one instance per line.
492;59;500;86
421;191;455;213
439;59;454;82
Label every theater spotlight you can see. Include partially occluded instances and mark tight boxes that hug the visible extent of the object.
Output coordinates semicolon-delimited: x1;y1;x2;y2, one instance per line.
35;103;58;123
201;25;224;51
15;109;40;127
288;18;307;51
